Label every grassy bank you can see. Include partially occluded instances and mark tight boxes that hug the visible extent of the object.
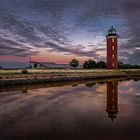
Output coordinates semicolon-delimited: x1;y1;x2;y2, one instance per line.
0;69;140;86
0;68;140;74
1;68;140;74
0;69;140;79
0;68;119;74
0;69;125;78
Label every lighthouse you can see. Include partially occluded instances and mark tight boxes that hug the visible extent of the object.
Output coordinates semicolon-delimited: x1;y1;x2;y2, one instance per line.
106;26;119;69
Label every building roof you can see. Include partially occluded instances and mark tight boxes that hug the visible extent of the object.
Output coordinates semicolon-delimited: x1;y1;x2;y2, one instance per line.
30;61;85;68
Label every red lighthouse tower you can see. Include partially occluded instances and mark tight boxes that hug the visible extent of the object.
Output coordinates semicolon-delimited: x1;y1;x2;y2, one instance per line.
106;26;119;69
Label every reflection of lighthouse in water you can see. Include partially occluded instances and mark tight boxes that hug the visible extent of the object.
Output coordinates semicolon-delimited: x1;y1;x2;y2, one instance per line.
106;81;119;121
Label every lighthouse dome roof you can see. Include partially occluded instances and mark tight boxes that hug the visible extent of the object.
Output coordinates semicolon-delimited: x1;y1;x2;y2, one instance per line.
107;26;119;37
108;26;116;34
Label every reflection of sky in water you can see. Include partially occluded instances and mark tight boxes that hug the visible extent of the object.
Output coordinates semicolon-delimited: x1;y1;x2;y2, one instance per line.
0;79;140;140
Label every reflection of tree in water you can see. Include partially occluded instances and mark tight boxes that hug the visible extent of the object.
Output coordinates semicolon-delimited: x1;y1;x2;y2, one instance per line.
72;84;78;87
133;78;140;82
106;81;119;122
21;88;28;94
86;81;106;87
86;82;96;87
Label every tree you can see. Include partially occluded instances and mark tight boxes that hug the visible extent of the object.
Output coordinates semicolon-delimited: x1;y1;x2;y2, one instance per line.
83;59;96;68
96;61;106;68
21;69;28;74
83;59;106;69
118;62;140;69
83;60;88;68
69;58;79;68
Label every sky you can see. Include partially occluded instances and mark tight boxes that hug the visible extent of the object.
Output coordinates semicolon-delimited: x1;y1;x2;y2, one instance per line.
0;0;140;68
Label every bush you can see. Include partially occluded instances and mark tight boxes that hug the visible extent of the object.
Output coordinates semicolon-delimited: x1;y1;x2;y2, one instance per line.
21;69;28;74
118;63;140;69
69;58;79;68
83;59;96;68
83;59;106;69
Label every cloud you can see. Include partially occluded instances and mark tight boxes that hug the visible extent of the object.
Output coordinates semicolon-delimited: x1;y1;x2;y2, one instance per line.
0;0;140;64
115;0;140;64
45;42;100;58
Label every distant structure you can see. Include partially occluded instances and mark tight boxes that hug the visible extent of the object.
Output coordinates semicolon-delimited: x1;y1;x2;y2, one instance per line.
106;81;119;121
28;58;82;69
106;26;119;69
29;60;72;69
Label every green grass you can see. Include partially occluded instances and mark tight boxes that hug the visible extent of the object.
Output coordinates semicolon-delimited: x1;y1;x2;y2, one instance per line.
0;68;140;75
0;68;140;80
0;68;119;74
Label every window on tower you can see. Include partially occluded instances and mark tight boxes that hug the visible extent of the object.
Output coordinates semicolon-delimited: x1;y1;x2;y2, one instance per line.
112;54;114;59
113;105;115;109
112;38;114;42
112;46;114;50
112;62;114;67
112;97;114;102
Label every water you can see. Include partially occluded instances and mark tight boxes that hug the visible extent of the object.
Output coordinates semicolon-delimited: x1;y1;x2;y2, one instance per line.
0;78;140;140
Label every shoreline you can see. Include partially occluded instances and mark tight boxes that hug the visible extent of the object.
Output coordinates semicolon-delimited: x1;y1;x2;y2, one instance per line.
0;74;137;87
0;69;140;86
